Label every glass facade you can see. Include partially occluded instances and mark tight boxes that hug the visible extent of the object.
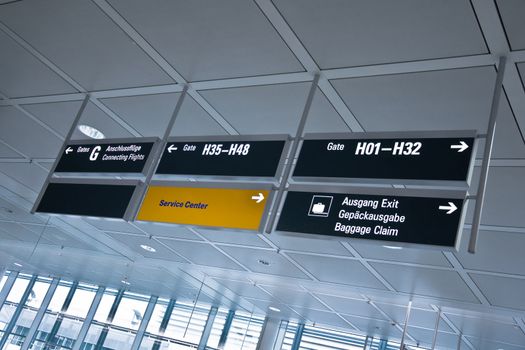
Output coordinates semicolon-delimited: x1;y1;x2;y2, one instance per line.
0;271;415;350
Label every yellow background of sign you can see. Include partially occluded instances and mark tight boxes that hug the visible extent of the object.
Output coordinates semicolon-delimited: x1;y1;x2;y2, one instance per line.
137;186;269;230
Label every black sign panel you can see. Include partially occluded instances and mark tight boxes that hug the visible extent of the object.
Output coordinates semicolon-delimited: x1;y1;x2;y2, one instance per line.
55;142;154;173
293;137;475;182
277;191;465;247
36;183;135;218
156;140;285;177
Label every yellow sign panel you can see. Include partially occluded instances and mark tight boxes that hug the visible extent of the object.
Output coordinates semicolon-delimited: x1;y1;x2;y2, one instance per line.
137;186;269;230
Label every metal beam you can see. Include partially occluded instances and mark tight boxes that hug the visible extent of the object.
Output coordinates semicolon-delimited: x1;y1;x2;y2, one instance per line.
399;301;412;350
469;56;507;253
71;286;104;350
198;306;218;350
290;323;305;350
20;278;59;350
0;271;18;308
130;295;157;350
217;310;235;349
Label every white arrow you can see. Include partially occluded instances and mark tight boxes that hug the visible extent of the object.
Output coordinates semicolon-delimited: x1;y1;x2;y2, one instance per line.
65;147;73;154
450;141;469;153
439;202;458;214
167;144;178;153
251;193;264;203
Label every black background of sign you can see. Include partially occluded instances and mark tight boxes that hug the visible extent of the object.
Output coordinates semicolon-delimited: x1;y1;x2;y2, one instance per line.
55;142;154;173
277;191;464;247
156;140;285;177
37;183;135;218
293;137;474;181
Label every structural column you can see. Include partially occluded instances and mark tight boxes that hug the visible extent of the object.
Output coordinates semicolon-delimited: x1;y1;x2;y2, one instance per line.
256;317;288;350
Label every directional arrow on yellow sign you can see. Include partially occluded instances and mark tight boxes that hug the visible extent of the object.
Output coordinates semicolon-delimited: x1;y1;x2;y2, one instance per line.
137;186;270;231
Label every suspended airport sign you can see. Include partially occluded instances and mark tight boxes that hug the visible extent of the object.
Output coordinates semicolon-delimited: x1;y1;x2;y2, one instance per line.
293;131;476;183
276;187;466;249
137;184;271;231
35;180;139;219
156;135;287;178
54;138;158;174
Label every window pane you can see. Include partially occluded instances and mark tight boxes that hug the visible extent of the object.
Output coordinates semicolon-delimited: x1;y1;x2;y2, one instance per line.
111;293;148;330
6;277;30;303
93;293;116;322
67;287;96;318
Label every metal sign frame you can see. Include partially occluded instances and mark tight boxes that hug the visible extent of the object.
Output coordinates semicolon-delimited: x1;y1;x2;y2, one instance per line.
134;180;275;233
275;184;468;251
291;130;478;188
53;136;162;177
154;134;291;182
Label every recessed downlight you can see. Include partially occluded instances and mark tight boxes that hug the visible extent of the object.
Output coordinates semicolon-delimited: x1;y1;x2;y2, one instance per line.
13;262;22;267
383;245;403;250
268;306;281;312
78;124;105;139
140;244;156;253
121;279;130;285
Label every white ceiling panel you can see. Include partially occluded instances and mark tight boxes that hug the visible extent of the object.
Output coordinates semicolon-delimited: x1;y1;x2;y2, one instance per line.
340;314;402;340
0;143;22;158
496;0;525;50
218;246;310;279
196;229;271;248
0;0;173;91
108;0;303;81
0;106;62;158
273;0;486;69
200;84;348;134
455;230;525;276
331;67;525;159
83;217;142;234
261;285;328;311
0;162;48;192
157;239;244;271
287;253;387;290
23;101;133;140
315;294;387;320
101;93;226;137
213;278;273;300
0;30;74;98
133;222;202;241
446;313;525;346
268;234;351;256
297;309;352;330
0;221;53;245
349;242;452;268
405;327;461;350
370;263;479;303
21;224;93;251
0;198;44;224
105;231;186;263
470;273;525;310
374;303;454;333
468;336;525;350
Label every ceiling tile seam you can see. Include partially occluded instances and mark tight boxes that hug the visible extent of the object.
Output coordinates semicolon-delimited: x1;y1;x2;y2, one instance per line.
253;0;317;71
340;242;396;292
90;0;182;83
429;305;476;350
0;21;82;92
276;249;357;260
302;291;362;332
503;76;525;144
0;158;55;164
463;223;525;234
364;298;417;343
89;0;238;136
252;0;367;133
363;258;454;272
467;269;525;280
0;168;45;195
145;236;192;265
471;0;492;54
513;317;525;338
0;93;85;106
0;20;143;139
442;252;490;306
473;159;525;166
191;72;313;91
90;99;142;137
184;228;253;271
471;0;525;146
0;139;26;159
277;251;318;281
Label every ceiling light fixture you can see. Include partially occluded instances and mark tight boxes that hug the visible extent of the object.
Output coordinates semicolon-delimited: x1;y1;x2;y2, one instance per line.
383;245;403;250
78;124;105;139
140;244;156;253
268;306;281;312
121;279;130;285
13;262;22;267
